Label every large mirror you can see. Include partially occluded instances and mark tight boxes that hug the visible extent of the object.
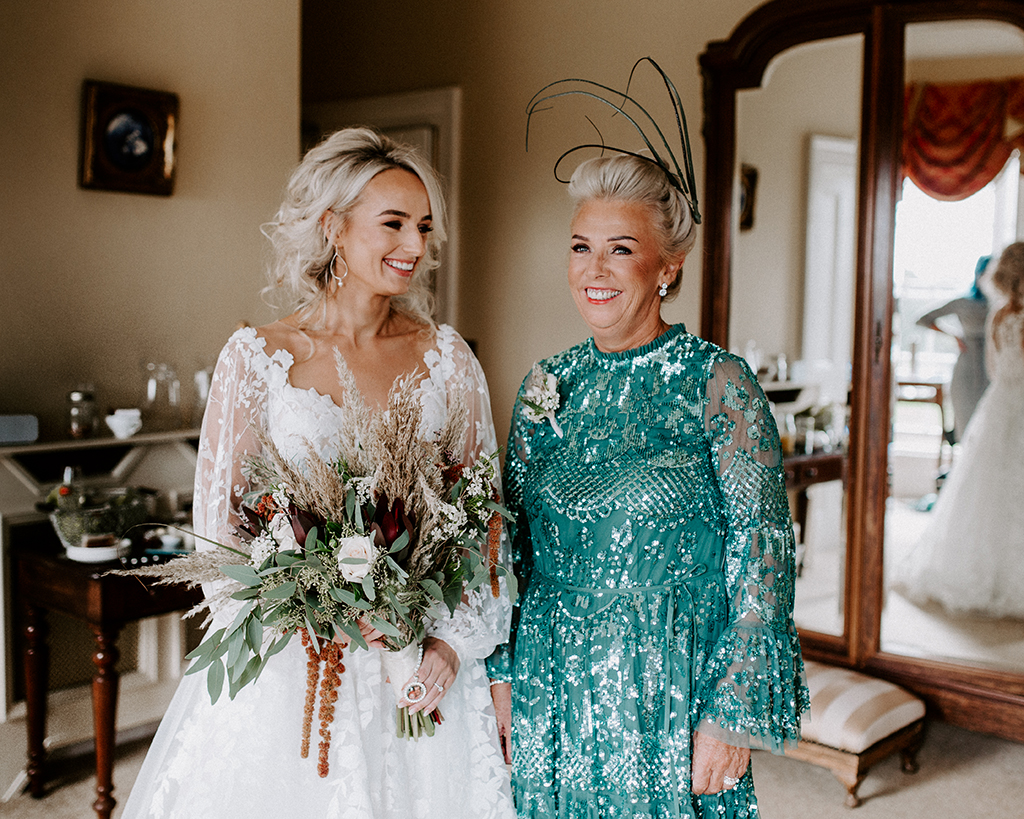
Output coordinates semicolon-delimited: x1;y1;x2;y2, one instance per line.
701;0;1024;742
733;33;864;638
881;19;1024;674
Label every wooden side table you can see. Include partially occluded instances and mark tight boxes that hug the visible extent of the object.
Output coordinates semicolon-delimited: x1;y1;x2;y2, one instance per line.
16;549;202;819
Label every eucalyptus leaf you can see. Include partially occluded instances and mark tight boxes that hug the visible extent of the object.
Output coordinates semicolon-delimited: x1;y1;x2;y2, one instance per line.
185;627;225;661
388;530;410;554
385;555;409;580
228;600;257;636
230;586;261;601
361;572;376;602
420;578;445;601
265;633;290;660
263;580;297;600
482;498;514;520
226;627;247;672
329;588;371;610
207;658;225;704
245;615;263;652
368;615;402;638
337;619;368;651
219;564;262;587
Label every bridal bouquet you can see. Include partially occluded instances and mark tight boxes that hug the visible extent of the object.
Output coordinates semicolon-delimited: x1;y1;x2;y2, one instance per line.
128;352;512;776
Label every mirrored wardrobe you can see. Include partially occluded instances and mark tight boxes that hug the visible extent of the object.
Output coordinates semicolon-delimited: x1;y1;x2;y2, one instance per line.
701;0;1024;741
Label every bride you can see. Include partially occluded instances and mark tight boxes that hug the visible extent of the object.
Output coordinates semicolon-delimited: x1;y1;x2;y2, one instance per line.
124;128;515;817
892;241;1024;618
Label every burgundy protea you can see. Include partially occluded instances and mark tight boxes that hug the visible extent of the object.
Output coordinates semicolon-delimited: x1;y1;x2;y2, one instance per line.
370;493;415;564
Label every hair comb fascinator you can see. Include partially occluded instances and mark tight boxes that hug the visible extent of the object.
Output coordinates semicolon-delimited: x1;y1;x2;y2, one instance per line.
526;57;701;224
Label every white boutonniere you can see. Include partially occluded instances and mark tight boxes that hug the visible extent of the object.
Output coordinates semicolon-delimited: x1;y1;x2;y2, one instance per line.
519;364;563;438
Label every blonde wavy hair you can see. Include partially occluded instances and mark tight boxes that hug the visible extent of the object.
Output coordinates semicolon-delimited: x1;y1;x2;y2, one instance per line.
991;241;1024;308
262;127;446;327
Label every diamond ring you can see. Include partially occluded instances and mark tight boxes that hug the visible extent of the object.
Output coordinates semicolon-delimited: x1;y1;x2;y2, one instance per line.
723;775;740;788
434;682;444;693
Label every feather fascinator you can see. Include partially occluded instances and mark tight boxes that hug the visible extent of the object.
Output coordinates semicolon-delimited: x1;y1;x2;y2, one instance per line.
526;57;701;224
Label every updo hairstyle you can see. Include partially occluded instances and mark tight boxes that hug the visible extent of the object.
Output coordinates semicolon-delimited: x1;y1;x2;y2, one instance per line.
567;154;697;300
991;241;1024;308
263;127;446;327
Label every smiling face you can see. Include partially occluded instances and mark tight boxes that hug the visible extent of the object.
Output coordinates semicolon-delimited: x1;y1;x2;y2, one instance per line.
568;197;681;352
329;167;433;299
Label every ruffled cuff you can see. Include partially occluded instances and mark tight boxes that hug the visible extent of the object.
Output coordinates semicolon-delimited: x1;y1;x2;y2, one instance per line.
485;642;512;682
695;621;808;753
426;581;512;663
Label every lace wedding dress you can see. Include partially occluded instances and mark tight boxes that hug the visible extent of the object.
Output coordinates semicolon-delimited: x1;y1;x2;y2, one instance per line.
123;325;515;818
892;310;1024;617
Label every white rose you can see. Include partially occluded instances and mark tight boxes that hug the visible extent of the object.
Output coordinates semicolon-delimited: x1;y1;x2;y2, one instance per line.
269;513;300;552
336;534;375;582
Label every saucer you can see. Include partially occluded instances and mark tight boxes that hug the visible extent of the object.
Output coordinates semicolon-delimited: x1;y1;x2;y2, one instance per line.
65;539;133;563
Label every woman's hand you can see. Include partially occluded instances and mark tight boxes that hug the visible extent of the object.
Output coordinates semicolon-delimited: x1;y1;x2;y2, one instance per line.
333;618;386;648
691;731;750;794
402;636;459;715
491;681;512;764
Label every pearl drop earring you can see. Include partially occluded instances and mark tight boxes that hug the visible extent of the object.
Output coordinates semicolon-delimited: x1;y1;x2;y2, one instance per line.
658;282;668;298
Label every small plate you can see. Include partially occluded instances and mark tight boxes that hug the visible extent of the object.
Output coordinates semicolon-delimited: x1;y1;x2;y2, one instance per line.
65;539;132;563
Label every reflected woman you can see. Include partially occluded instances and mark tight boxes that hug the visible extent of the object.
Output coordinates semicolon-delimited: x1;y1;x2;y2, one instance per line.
893;242;1024;618
488;153;807;818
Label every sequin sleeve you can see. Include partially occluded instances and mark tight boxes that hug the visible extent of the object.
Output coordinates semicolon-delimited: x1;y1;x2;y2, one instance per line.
694;353;807;752
484;373;535;683
425;328;513;663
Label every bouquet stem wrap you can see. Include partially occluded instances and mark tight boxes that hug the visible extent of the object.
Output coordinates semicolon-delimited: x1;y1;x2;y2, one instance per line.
380;642;442;739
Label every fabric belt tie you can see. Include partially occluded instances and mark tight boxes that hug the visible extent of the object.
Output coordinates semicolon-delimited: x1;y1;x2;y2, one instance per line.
534;564;724;818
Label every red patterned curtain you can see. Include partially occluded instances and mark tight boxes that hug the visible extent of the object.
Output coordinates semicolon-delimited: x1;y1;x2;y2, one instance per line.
902;79;1024;201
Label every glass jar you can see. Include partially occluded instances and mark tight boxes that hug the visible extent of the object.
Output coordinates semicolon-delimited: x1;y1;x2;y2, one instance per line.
142;363;182;432
68;388;97;438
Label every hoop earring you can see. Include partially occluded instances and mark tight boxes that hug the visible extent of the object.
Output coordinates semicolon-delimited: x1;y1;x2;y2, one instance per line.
331;252;348;286
658;282;668;298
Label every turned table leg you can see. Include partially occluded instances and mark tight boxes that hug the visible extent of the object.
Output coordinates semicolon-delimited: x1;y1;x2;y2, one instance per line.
90;623;121;819
23;602;49;798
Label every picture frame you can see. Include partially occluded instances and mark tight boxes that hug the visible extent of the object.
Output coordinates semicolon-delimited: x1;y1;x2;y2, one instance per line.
739;163;759;231
79;80;179;196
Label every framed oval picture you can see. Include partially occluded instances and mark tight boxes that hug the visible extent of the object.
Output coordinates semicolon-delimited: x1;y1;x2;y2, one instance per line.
79;80;178;196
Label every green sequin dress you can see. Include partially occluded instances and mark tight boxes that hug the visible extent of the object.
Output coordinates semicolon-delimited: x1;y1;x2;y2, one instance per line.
487;325;807;819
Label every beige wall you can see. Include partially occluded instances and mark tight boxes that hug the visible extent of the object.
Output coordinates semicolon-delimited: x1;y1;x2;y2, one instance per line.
303;0;766;443
0;1;300;439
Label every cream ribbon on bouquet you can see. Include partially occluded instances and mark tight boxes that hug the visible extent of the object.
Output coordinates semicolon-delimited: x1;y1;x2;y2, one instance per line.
380;642;442;738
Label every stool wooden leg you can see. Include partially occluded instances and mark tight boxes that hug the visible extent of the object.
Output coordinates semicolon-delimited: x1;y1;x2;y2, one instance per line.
23;603;49;798
90;624;121;819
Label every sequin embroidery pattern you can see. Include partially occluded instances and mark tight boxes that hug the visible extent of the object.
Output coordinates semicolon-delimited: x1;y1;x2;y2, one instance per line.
487;325;807;819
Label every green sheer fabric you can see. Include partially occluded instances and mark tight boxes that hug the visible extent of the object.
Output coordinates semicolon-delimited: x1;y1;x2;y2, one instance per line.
487;325;807;819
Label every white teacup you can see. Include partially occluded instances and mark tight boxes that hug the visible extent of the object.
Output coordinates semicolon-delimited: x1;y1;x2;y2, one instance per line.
106;409;142;439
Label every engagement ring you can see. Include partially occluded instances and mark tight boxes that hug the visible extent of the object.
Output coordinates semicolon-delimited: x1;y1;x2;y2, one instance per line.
723;775;740;788
404;679;427;704
434;682;444;693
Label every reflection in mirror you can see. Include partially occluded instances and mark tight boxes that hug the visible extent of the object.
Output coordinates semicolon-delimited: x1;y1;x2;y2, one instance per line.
732;34;863;637
883;19;1024;673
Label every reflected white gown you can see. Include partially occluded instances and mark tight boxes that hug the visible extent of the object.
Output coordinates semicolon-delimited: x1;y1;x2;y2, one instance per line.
123;325;515;818
892;310;1024;617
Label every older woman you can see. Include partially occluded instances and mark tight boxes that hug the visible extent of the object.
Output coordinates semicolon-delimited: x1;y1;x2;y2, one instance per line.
124;128;515;818
488;154;807;818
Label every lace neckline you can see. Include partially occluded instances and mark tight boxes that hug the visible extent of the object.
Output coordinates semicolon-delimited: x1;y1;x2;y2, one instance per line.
244;324;449;415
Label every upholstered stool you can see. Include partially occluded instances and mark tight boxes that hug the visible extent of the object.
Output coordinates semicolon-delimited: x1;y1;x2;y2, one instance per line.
784;661;926;807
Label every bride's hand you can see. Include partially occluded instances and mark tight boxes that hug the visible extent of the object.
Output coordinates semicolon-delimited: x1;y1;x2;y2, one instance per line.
333;618;385;648
402;636;459;714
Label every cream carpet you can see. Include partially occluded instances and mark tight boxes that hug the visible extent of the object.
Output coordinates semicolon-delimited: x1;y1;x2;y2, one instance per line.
2;720;1021;818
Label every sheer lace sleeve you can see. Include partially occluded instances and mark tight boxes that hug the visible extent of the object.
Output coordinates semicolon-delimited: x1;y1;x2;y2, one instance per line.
425;327;513;663
192;328;275;626
694;353;807;752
